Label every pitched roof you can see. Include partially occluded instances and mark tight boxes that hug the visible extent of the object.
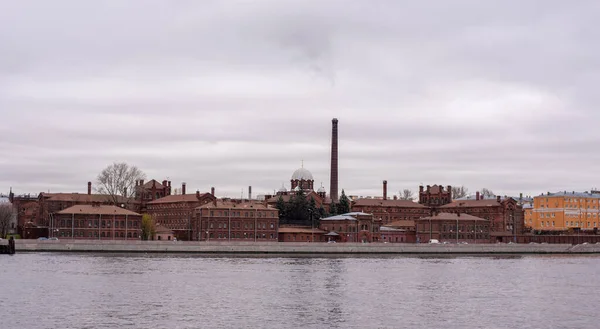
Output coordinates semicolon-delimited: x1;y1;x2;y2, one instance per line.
439;199;502;208
352;199;426;208
154;224;173;234
278;227;326;234
41;193;130;204
147;193;214;204
385;220;415;228
57;205;140;216
321;212;373;221
416;212;487;222
141;179;165;190
198;201;275;210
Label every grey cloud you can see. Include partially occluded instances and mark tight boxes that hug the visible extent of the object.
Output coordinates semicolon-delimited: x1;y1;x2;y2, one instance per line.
1;0;599;198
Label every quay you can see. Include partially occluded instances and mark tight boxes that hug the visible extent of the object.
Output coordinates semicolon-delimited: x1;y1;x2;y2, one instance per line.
6;240;600;254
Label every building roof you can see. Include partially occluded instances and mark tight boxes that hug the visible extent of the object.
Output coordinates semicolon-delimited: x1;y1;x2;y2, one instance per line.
385;220;415;228
321;212;372;221
352;199;426;208
197;201;275;210
380;226;407;232
278;226;325;234
147;193;214;204
154;224;173;234
141;179;165;190
57;205;140;216
291;167;313;181
439;199;502;208
416;212;487;222
41;193;130;204
541;191;600;198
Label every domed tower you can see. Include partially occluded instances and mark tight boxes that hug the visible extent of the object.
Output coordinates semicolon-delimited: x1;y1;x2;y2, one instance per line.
317;184;327;199
291;167;314;191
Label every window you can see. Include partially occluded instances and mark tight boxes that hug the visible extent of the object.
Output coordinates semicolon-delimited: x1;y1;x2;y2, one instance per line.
270;223;274;229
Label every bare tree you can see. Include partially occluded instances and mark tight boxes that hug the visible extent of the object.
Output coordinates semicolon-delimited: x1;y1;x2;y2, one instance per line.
451;186;469;199
399;189;414;201
481;188;495;198
0;204;15;238
96;162;146;205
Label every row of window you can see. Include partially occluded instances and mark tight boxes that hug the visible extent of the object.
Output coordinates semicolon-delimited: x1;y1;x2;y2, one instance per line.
59;231;139;238
540;221;599;228
208;233;276;239
58;219;139;228
208;222;276;230
207;211;276;218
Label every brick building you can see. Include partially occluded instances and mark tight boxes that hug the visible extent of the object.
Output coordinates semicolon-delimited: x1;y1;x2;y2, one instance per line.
318;212;383;243
146;187;216;241
132;179;172;213
380;220;417;243
418;185;452;206
415;212;490;244
351;199;429;225
54;204;142;240
278;226;326;242
8;190;38;229
439;195;522;242
194;200;279;242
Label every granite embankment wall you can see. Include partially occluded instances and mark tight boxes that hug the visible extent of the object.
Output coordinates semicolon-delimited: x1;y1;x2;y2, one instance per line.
4;240;600;254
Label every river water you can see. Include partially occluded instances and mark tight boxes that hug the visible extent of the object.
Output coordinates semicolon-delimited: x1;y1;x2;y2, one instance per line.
0;253;598;329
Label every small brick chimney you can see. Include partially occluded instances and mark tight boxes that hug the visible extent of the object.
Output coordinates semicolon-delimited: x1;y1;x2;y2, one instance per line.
182;182;186;195
249;186;252;200
383;180;387;200
87;182;92;195
496;195;501;202
476;191;480;200
196;190;200;199
211;187;215;196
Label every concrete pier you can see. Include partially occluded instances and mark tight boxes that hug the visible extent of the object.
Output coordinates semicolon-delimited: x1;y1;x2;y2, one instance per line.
7;240;600;254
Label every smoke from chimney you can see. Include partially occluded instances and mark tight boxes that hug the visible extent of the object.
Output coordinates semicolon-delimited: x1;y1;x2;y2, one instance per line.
330;118;339;203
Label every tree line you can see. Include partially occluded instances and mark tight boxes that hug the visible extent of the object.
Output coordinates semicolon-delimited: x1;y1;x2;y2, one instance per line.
275;189;352;225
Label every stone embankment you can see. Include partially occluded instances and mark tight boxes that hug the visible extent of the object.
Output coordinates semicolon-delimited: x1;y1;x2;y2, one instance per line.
6;240;600;254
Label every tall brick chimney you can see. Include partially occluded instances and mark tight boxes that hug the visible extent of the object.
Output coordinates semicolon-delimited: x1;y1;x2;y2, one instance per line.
87;182;92;195
182;182;186;195
383;180;387;200
330;118;339;203
248;186;252;200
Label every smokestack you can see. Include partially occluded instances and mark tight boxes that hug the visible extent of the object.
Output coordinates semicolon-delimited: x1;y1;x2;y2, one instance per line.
211;187;215;196
476;191;480;200
248;186;252;200
87;182;92;195
383;180;387;200
330;118;339;203
182;182;186;195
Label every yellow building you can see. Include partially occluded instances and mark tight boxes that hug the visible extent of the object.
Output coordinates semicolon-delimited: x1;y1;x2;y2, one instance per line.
523;203;533;229
532;192;600;231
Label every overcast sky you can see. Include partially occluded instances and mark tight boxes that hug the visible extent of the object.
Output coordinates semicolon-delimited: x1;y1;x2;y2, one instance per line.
1;0;599;199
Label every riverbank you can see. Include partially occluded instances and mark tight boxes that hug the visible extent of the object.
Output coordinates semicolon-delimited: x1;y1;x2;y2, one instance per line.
5;239;600;254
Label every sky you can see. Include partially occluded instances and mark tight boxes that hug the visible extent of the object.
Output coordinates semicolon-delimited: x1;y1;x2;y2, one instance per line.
1;0;599;199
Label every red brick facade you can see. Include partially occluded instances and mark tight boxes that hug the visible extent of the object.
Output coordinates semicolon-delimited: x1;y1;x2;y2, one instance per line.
318;212;383;243
54;205;142;240
146;191;216;241
351;199;430;226
194;201;279;241
415;212;490;243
